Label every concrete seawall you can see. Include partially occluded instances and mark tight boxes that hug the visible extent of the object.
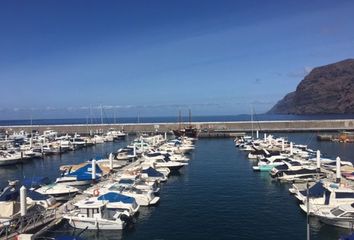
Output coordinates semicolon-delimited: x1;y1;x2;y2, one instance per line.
1;119;354;135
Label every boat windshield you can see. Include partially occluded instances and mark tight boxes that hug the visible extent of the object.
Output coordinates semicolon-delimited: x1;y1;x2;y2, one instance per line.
108;184;124;192
330;207;345;217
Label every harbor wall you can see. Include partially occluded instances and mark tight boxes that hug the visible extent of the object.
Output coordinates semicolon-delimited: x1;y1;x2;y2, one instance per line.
1;119;354;135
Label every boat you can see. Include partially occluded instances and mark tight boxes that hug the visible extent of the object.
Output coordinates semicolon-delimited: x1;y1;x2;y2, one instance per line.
35;183;80;201
253;158;285;171
116;174;160;195
315;203;354;228
63;198;127;230
0;151;24;166
299;182;354;214
173;127;197;138
56;163;102;186
97;192;140;217
140;167;168;182
90;183;160;206
276;168;325;183
143;153;187;171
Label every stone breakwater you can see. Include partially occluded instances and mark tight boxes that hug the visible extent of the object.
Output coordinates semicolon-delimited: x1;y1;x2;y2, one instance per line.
1;119;354;135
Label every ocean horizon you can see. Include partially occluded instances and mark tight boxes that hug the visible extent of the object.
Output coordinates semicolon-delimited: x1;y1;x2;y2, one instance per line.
1;113;354;126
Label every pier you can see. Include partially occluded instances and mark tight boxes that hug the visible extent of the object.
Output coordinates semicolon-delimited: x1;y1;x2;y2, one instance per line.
1;119;354;136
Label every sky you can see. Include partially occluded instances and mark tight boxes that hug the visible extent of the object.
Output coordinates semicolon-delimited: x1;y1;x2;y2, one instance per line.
0;0;354;120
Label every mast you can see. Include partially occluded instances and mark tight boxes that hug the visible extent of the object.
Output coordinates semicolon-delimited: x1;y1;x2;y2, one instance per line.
188;108;192;127
100;104;103;125
251;105;254;139
178;109;182;130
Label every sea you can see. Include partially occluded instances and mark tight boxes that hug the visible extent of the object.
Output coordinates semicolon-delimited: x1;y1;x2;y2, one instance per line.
1;113;354;126
1;132;354;240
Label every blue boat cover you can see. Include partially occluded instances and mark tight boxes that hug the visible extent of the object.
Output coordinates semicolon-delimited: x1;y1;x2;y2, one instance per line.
141;167;164;177
67;163;102;180
27;190;50;200
0;185;19;201
75;173;101;181
300;182;325;198
23;177;51;188
98;192;135;204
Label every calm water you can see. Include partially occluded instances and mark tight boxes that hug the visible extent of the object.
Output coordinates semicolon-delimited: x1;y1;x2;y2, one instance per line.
1;114;354;126
2;134;354;239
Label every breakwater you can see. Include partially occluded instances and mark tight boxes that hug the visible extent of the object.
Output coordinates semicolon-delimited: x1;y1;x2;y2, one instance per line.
1;119;354;135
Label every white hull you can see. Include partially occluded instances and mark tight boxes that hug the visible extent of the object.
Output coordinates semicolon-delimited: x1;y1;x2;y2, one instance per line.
66;216;124;230
319;217;354;229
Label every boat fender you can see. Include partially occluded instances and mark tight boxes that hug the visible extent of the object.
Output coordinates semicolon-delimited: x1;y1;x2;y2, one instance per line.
93;189;100;197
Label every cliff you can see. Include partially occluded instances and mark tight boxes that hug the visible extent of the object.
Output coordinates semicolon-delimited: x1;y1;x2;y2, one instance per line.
268;59;354;114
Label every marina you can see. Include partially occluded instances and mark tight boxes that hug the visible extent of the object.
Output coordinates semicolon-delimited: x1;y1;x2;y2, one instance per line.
0;127;354;239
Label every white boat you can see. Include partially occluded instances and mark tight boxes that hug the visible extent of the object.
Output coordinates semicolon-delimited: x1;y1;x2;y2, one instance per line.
143;153;187;171
299;182;354;214
56;163;102;186
277;169;325;183
89;183;159;206
35;183;80;201
93;135;105;144
63;199;127;230
0;151;24;166
315;203;354;228
116;174;160;195
140;167;168;182
96;192;140;217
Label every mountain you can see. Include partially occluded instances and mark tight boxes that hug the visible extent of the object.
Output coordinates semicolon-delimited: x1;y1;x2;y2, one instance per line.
268;59;354;114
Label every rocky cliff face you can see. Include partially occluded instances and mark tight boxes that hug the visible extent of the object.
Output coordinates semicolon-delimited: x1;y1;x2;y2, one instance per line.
268;59;354;114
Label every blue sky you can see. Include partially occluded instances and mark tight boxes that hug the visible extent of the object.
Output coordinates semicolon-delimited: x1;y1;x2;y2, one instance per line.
1;0;354;120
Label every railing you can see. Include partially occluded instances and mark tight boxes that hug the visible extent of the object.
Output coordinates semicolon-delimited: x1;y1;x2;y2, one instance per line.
0;207;57;240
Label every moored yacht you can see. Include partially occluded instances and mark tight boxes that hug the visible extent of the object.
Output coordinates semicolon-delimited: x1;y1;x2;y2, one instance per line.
63;198;127;230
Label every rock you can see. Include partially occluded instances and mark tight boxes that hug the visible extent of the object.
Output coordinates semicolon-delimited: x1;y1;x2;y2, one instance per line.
268;59;354;114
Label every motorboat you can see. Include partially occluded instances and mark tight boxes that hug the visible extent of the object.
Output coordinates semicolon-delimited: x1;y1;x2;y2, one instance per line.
56;163;102;186
97;192;140;217
63;199;127;230
116;174;160;195
253;158;286;171
140;167;168;183
90;183;160;206
315;203;354;228
35;183;80;201
0;151;24;166
299;182;354;214
277;169;326;183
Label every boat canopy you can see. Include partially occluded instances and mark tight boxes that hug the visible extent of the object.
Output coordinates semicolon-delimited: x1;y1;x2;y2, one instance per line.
141;167;164;177
23;177;51;188
68;163;102;176
98;192;135;204
27;190;50;200
300;182;325;198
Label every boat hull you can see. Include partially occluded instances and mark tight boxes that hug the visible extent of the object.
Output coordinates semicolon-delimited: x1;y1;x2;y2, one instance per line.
66;217;124;230
319;217;354;229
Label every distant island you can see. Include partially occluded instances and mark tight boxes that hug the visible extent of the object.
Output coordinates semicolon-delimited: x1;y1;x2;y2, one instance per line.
268;59;354;114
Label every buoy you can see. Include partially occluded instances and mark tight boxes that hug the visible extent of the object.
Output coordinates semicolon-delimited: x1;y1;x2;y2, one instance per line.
93;189;100;197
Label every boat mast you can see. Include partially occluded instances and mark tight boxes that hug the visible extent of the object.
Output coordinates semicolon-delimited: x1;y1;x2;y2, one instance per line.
189;108;192;128
251;105;254;139
178;109;182;130
100;104;104;125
